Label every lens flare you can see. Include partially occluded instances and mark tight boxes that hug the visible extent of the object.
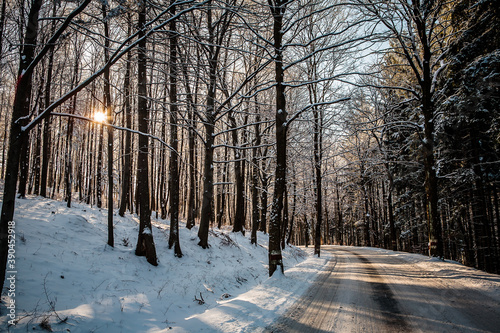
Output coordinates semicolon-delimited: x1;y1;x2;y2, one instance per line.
94;112;106;123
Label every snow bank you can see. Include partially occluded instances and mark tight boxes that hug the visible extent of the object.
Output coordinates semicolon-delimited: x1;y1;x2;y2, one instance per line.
0;196;329;332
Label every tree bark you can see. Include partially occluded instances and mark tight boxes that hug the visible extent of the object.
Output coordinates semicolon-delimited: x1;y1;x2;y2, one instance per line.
413;0;444;258
103;3;114;247
422;83;443;258
17;133;30;198
134;0;158;266
268;0;287;276
199;119;214;248
0;0;6;65
96;123;104;208
251;114;261;245
168;0;182;257
313;104;322;257
0;0;42;299
335;176;343;245
32;124;41;195
286;178;297;245
260;166;269;233
64;104;75;208
119;14;133;217
229;111;245;234
216;147;228;229
181;58;197;229
198;1;219;248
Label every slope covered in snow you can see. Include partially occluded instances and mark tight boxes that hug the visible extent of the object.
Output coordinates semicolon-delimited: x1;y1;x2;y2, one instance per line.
0;196;329;332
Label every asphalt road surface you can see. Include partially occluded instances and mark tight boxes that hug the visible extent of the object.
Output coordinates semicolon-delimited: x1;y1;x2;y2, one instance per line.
267;246;500;333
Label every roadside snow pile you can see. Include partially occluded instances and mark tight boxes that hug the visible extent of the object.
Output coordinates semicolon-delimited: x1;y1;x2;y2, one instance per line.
0;196;329;332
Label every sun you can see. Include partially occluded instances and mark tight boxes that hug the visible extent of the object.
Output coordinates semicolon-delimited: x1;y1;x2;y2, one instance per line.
94;111;107;123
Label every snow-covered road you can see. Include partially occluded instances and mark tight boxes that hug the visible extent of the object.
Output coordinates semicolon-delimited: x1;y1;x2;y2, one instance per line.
268;246;500;333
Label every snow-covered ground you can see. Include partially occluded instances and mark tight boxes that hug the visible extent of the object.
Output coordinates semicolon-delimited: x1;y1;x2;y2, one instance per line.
2;196;499;332
0;196;329;332
365;246;500;300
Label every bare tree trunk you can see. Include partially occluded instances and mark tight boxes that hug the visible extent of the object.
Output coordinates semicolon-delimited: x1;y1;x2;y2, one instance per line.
259;167;269;234
65;43;81;208
286;177;297;245
181;57;197;229
0;0;6;66
198;1;218;248
18;137;30;198
362;178;371;247
103;3;114;247
251;114;261;245
40;1;57;198
168;0;182;257
159;97;167;220
229;111;245;234
51;117;62;199
199;121;214;248
64;99;75;208
268;0;287;276
335;176;343;245
0;0;42;299
32;124;41;195
422;87;443;258
119;14;133;217
77;130;85;201
216;147;228;229
135;0;158;266
86;121;95;205
29;80;45;195
1;101;7;179
313;104;322;257
412;0;443;258
281;187;289;249
387;177;396;251
96;124;103;208
304;215;310;247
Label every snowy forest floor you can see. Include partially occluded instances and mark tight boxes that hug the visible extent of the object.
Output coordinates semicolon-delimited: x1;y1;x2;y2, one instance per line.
1;196;500;332
0;196;328;332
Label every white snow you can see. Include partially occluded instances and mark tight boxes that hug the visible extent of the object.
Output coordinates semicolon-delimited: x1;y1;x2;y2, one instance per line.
0;196;328;332
365;247;500;300
2;196;499;332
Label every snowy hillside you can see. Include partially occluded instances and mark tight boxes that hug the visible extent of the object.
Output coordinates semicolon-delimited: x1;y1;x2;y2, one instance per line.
3;196;500;332
0;196;329;332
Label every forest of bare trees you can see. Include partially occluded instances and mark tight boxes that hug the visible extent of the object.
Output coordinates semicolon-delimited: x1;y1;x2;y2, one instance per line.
0;0;499;293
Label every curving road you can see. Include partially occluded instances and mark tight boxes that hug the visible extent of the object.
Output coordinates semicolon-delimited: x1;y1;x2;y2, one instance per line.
267;246;500;333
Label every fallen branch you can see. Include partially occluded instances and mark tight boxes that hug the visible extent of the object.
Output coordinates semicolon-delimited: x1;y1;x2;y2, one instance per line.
194;292;205;305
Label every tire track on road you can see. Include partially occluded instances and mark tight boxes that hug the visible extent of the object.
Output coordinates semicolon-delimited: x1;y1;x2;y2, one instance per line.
267;247;411;333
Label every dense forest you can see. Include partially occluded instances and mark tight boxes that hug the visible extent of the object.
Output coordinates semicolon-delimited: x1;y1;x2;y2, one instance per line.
0;0;499;293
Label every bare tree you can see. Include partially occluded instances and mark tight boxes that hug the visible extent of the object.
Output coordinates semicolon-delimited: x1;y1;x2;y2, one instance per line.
168;0;182;257
119;14;133;218
40;1;58;198
265;0;355;274
134;0;158;265
267;0;287;276
197;0;239;248
0;0;92;299
103;1;114;247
